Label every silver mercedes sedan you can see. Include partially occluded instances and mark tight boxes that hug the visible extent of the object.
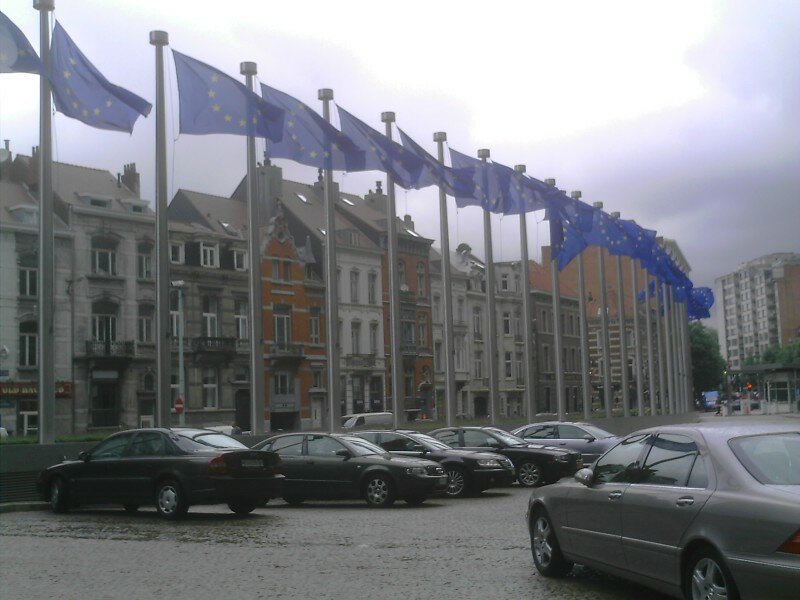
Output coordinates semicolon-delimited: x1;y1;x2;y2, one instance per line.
526;422;800;600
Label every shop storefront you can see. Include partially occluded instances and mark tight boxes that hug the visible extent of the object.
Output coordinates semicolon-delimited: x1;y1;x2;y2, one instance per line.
0;381;73;436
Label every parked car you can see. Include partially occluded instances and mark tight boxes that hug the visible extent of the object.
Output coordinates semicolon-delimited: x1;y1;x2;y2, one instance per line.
37;427;284;519
340;412;394;431
527;423;800;600
353;430;516;497
252;432;448;507
511;421;620;464
429;426;583;487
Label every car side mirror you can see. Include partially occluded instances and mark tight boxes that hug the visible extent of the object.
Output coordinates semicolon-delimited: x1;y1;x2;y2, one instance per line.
335;449;352;458
79;450;90;462
574;468;594;487
583;435;596;443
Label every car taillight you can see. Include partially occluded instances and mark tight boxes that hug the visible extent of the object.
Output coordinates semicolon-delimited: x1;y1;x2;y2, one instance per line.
208;455;229;476
778;530;800;554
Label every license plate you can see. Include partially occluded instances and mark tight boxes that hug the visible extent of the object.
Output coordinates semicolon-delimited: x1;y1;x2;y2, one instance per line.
241;459;262;468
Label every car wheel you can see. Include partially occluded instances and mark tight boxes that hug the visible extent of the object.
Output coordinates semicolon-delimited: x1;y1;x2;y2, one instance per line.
404;495;426;506
49;477;69;513
364;474;395;508
155;479;188;520
531;506;573;577
123;504;139;513
444;466;469;497
283;496;304;506
518;461;544;487
684;547;739;600
228;501;256;515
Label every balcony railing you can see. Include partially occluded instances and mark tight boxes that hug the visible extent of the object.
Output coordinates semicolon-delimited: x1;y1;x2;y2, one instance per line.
345;354;377;368
192;337;237;353
85;340;136;358
269;343;304;358
401;342;417;354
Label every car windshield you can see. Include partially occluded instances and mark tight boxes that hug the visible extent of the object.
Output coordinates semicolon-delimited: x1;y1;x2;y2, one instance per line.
486;428;527;446
409;433;451;450
342;436;388;456
177;432;248;450
729;432;800;485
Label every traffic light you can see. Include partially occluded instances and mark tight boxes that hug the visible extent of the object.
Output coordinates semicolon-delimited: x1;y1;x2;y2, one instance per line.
746;383;753;391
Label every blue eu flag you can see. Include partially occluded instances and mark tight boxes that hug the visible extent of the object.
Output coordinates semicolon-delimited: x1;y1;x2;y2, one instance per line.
449;148;503;212
0;11;43;74
397;128;471;196
50;22;151;133
260;84;364;171
173;50;283;141
547;196;594;269
336;106;428;190
619;219;657;262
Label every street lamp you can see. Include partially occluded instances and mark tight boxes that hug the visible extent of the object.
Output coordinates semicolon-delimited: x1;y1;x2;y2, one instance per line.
171;280;186;426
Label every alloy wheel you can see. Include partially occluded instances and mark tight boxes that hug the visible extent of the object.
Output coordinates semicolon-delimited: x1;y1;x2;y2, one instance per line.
366;477;389;505
446;469;466;496
533;516;554;568
157;484;179;515
519;462;542;486
690;557;729;600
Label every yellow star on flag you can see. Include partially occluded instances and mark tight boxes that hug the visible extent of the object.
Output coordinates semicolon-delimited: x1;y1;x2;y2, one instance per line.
208;89;216;98
106;100;113;107
224;115;232;122
212;104;221;112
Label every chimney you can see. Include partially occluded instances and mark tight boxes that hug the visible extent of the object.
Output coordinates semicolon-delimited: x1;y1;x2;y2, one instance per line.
121;163;141;196
28;146;40;187
403;214;415;231
376;180;382;194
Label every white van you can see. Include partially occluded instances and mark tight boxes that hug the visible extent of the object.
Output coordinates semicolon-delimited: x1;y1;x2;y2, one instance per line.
341;412;393;431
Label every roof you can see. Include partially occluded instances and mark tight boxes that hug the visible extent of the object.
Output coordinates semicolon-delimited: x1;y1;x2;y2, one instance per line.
168;189;248;239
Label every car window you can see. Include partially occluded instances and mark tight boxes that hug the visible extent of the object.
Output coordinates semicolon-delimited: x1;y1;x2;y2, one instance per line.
355;417;365;426
307;435;345;456
409;434;451;450
593;434;649;483
190;433;248;449
129;431;166;456
557;424;586;439
522;425;556;439
463;430;500;448
91;433;134;459
357;432;380;445
270;435;304;456
382;433;424;452
686;456;709;488
729;432;800;485
433;430;460;447
638;434;699;487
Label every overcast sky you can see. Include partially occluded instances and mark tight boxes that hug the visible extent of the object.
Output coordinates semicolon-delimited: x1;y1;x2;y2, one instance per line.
2;0;799;326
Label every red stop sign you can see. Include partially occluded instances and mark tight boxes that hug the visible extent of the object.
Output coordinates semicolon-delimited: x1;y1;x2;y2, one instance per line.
175;397;184;414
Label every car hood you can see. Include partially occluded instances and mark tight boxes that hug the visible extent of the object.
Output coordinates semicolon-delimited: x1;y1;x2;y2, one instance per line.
522;443;575;456
381;454;439;467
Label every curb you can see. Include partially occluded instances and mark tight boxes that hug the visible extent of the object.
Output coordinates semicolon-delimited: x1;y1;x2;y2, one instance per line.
0;502;49;514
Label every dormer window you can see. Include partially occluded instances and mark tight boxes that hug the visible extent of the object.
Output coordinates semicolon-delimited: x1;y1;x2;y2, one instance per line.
90;198;112;209
131;205;144;214
201;242;219;268
9;205;38;225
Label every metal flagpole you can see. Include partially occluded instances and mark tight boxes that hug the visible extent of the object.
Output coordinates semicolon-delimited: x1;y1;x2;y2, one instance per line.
319;89;340;432
676;300;686;412
515;165;537;420
149;29;170;428
241;62;265;434
631;260;644;416
683;303;693;412
645;273;657;415
655;277;667;414
436;133;457;426
479;149;499;425
594;202;613;418
572;192;592;420
611;213;630;417
35;0;55;443
383;112;404;429
547;178;566;421
663;283;675;414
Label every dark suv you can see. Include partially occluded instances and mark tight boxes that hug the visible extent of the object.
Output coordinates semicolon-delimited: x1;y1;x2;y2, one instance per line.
429;426;583;487
354;430;516;497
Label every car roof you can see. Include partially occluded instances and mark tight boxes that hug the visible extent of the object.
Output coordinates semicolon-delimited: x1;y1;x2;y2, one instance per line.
632;422;800;440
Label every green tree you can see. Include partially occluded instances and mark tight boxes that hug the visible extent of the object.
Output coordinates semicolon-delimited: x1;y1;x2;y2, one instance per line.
689;323;727;393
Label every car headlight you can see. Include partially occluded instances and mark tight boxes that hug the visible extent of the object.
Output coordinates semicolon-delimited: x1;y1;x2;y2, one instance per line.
556;454;570;462
405;467;427;476
476;459;501;468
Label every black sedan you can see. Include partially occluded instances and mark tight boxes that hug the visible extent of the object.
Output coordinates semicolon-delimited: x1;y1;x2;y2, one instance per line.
253;432;448;507
511;421;620;464
353;430;516;497
429;426;583;487
37;427;284;519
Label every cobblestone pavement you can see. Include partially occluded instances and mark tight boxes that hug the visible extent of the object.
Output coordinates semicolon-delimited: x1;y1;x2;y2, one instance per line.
0;485;671;600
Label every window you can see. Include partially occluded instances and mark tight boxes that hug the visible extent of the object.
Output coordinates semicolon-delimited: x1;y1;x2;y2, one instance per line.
416;263;426;297
434;341;443;371
269;434;304;456
398;261;406;286
284;261;292;282
433;295;441;321
369;322;378;355
501;273;509;291
350;270;360;303
312;369;324;389
503;312;511;335
310;309;321;344
275;313;291;347
19;267;37;297
638;434;700;487
542;345;551;372
169;291;180;336
234;300;248;340
137;242;153;279
474;351;483;379
516;353;523;383
202;297;218;337
540;309;549;333
504;352;513;378
594;434;649;484
272;259;281;280
202;368;218;409
274;372;294;395
91;237;117;276
368;272;378;304
137;305;154;343
455;334;466;370
92;312;117;342
233;250;248;271
473;308;483;338
351;321;361;354
457;298;465;323
308;435;345;457
169;242;184;264
200;242;219;268
418;314;428;348
522;425;557;439
19;322;37;367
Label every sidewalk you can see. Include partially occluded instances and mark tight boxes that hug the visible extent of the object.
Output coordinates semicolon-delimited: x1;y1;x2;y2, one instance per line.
0;501;48;514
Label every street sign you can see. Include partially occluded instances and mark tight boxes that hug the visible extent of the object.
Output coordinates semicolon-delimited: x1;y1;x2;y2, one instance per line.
175;397;184;414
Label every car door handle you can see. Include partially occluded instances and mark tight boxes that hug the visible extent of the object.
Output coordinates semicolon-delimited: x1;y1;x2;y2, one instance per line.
676;496;694;507
608;490;623;500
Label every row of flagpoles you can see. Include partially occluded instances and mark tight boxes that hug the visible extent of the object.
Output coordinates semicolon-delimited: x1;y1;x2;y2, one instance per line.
2;4;712;442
